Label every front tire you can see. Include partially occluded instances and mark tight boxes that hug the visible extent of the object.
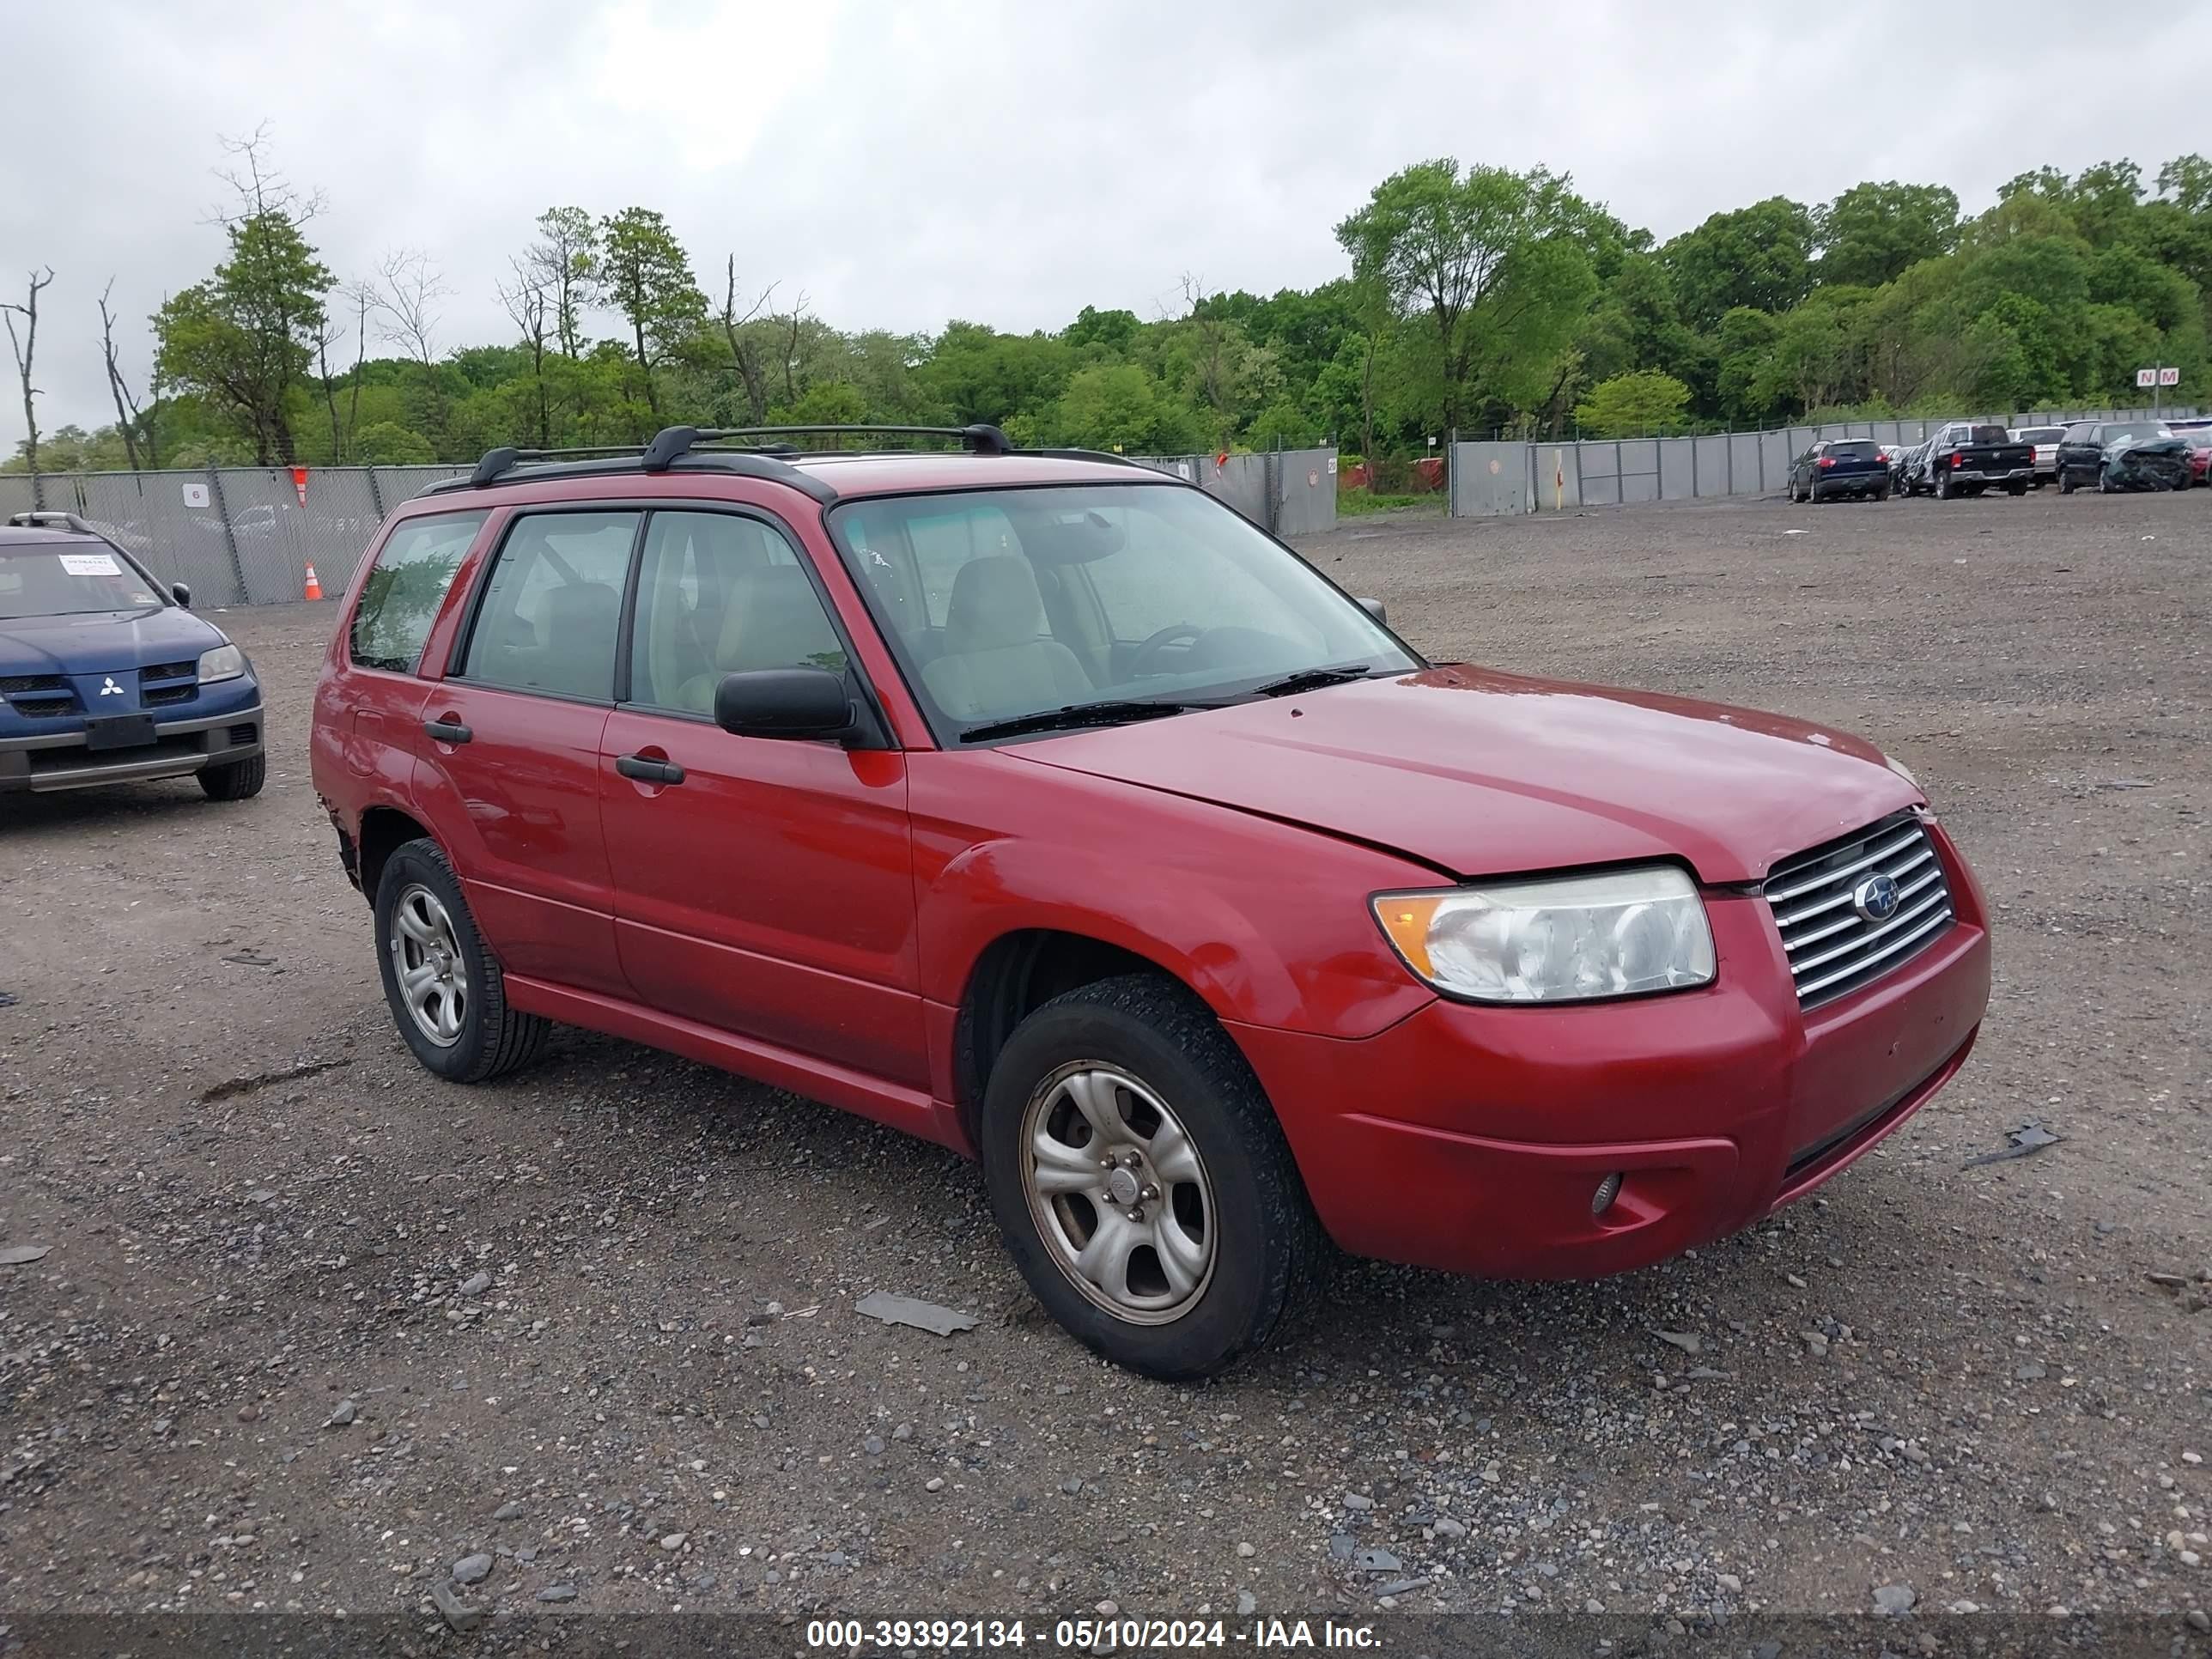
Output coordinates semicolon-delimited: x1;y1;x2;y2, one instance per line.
374;837;550;1083
198;752;265;801
2098;465;2112;494
979;975;1324;1380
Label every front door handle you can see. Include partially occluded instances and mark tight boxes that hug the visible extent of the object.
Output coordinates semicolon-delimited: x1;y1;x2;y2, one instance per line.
615;753;685;786
422;716;472;744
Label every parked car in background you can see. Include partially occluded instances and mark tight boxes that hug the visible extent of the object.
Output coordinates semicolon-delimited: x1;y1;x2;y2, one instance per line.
2011;425;2065;487
0;514;265;798
2179;427;2212;487
1923;422;2033;499
1788;439;1890;502
2055;420;2190;492
1892;440;1932;495
308;422;1990;1378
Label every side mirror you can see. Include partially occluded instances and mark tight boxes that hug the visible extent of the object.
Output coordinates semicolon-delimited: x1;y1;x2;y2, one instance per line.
1357;596;1388;625
714;667;855;741
170;582;192;608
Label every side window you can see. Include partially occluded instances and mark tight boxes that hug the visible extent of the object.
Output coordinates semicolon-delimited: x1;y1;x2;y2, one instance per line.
460;512;638;700
628;511;846;717
349;511;487;672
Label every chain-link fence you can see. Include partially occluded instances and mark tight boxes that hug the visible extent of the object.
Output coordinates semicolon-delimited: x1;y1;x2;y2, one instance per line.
1450;405;2200;517
1;464;466;605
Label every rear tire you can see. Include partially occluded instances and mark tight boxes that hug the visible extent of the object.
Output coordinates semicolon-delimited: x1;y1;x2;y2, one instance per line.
2004;481;2027;496
373;837;550;1083
1807;476;1821;504
198;752;265;801
978;974;1325;1380
1935;466;1951;500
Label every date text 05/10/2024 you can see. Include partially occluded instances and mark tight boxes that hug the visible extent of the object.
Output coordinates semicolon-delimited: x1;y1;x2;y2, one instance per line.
802;1618;1381;1650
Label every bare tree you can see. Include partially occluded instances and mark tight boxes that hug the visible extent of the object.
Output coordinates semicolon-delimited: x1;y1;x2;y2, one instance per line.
720;255;776;424
97;278;155;470
2;266;55;472
778;289;812;406
526;207;600;358
313;313;347;463
367;250;452;443
497;258;553;448
345;282;372;447
209;120;325;227
366;249;448;372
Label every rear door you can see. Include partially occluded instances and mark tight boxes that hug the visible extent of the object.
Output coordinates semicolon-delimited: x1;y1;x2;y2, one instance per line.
597;507;927;1086
410;509;641;997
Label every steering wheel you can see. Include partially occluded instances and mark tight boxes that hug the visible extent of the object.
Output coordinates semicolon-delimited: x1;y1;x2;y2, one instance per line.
1130;623;1205;678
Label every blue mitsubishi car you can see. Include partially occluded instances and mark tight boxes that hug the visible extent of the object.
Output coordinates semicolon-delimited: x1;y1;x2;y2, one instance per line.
0;514;264;799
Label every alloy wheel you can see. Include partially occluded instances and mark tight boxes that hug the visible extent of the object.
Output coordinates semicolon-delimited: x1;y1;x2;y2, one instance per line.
390;882;469;1048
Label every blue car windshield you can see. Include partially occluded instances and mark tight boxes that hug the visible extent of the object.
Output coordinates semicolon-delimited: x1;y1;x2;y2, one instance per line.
0;544;164;620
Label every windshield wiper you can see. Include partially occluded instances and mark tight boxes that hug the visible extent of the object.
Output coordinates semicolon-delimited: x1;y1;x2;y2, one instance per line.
958;700;1208;744
1248;664;1375;698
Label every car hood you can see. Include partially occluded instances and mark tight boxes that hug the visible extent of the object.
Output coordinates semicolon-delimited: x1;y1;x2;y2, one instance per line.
2104;435;2187;457
1012;666;1921;885
0;606;228;677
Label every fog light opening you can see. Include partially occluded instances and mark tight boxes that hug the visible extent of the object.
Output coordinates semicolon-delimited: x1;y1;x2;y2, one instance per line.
1591;1172;1624;1218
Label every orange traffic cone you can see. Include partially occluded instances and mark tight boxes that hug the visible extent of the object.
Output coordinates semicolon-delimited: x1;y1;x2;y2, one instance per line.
302;562;324;602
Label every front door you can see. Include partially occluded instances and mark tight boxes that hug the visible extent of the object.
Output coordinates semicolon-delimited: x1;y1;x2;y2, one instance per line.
410;508;641;997
598;508;926;1086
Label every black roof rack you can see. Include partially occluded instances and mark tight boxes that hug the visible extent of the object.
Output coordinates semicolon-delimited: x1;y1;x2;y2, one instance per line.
5;509;103;537
422;422;1156;503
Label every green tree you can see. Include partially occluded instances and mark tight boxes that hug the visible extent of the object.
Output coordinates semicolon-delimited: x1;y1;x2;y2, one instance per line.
352;419;435;464
1573;369;1690;436
1813;181;1960;288
152;210;333;465
598;208;706;417
1031;363;1206;454
1336;159;1598;433
1662;197;1814;329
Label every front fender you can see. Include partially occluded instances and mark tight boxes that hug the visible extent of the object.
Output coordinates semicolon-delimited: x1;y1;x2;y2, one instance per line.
908;750;1437;1038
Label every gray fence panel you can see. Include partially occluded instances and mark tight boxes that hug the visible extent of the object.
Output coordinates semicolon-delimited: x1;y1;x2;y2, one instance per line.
1656;437;1693;501
1446;442;1528;516
1726;433;1761;495
1528;442;1583;510
1616;441;1660;504
1758;433;1790;491
374;464;470;504
1576;441;1620;507
67;471;246;607
1273;447;1337;536
1692;434;1730;496
0;474;38;522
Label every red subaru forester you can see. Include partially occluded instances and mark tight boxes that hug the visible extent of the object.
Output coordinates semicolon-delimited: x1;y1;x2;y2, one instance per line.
310;425;1991;1379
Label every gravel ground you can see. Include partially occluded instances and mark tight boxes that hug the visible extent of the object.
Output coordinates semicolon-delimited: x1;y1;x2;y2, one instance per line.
2;488;2208;1647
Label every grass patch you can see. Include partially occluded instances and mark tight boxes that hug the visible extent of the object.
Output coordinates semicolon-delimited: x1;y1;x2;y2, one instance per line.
1336;490;1440;517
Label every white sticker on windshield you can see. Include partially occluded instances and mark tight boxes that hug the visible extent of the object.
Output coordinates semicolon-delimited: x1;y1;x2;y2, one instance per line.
60;552;122;578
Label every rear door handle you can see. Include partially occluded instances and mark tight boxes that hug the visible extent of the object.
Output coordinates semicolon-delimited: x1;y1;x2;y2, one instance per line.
422;717;472;744
615;754;685;786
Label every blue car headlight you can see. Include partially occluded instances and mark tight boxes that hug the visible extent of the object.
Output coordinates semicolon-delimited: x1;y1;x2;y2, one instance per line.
198;644;248;684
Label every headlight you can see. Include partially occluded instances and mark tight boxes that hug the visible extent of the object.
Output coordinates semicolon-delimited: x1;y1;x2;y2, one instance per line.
198;644;246;684
1372;865;1715;1003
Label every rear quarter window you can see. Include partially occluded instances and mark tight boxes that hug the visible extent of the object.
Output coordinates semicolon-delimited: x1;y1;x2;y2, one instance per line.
350;512;488;672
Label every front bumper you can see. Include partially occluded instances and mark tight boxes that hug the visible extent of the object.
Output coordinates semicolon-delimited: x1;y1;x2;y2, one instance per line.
1231;823;1991;1279
0;702;264;793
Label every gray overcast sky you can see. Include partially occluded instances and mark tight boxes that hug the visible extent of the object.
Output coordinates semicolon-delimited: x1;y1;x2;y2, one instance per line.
2;0;2202;452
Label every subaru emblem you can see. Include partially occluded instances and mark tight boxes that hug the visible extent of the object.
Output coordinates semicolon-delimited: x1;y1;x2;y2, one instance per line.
1851;873;1901;922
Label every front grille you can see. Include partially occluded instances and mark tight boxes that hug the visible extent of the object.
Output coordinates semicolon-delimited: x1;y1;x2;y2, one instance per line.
143;684;196;707
1;674;67;695
141;661;196;682
14;698;70;720
228;722;259;745
1763;811;1955;1008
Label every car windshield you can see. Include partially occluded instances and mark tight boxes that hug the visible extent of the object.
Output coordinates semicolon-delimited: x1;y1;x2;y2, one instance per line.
828;483;1418;740
2102;422;2172;444
0;543;165;620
